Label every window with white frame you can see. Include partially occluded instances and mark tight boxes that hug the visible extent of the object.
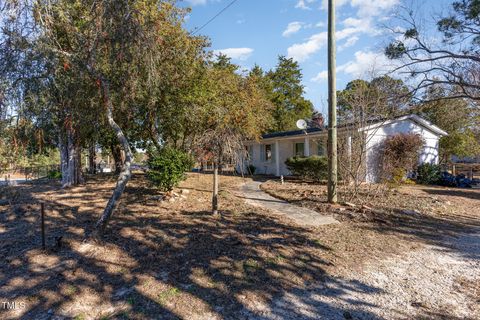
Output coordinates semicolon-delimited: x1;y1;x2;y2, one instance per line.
261;144;273;162
317;143;325;156
294;142;305;156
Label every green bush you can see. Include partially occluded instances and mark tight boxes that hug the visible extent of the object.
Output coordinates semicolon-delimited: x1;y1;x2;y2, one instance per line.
416;163;441;185
285;156;328;182
247;164;256;175
147;147;194;192
47;170;62;179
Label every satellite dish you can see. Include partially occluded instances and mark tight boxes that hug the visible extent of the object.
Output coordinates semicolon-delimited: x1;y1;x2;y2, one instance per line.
296;119;308;130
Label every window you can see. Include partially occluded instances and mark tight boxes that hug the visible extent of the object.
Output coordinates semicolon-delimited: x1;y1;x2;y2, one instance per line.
261;144;273;162
317;143;325;156
264;144;272;161
295;143;305;156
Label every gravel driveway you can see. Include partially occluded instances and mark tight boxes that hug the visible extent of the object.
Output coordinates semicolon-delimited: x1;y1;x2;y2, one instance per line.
244;230;480;319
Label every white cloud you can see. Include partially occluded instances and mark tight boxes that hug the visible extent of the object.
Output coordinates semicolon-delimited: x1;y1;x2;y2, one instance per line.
213;48;254;61
320;0;350;10
343;17;363;28
187;0;221;6
321;0;398;13
187;0;207;5
351;0;400;17
339;36;359;50
337;50;396;77
287;25;364;62
288;0;398;62
287;32;327;62
311;70;328;83
283;22;304;37
295;0;316;10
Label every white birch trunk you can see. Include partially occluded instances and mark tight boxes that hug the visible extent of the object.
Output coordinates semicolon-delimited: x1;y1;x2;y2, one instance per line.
67;130;76;186
60;134;69;187
93;78;133;235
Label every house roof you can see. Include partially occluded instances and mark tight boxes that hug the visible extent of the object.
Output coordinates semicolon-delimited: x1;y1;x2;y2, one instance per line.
358;114;448;136
261;127;324;139
259;114;448;141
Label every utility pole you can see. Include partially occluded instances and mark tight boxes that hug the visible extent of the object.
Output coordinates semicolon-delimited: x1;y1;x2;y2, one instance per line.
327;0;338;203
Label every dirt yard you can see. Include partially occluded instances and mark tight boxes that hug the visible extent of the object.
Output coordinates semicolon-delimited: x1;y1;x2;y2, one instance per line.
0;174;479;319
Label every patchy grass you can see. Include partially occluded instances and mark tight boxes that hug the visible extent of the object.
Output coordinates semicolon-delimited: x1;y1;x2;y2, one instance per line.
157;287;181;305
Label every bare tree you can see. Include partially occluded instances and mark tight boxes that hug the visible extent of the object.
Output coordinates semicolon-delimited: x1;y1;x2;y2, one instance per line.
197;128;246;216
386;1;480;102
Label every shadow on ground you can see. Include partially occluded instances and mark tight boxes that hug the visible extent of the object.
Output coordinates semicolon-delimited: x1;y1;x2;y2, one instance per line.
0;175;384;320
420;186;480;201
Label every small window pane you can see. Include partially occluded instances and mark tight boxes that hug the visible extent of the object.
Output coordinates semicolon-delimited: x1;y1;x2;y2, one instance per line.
265;144;272;161
295;143;305;156
317;143;325;156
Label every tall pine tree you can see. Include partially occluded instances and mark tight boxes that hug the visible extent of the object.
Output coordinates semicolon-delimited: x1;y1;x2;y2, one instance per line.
266;56;314;132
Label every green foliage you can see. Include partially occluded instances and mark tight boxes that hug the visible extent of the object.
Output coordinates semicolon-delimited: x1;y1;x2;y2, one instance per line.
416;163;442;185
440;131;480;159
260;56;314;132
247;164;256;175
404;28;419;38
416;85;480;161
47;170;62;180
385;41;407;59
438;0;480;44
285;156;328;182
382;133;425;182
147;147;194;192
194;58;274;167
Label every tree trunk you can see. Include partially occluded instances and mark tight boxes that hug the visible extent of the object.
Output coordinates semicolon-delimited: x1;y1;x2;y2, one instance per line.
93;79;133;236
212;162;219;216
88;143;97;174
60;127;82;187
67;131;76;184
60;134;69;187
111;143;123;175
75;143;83;184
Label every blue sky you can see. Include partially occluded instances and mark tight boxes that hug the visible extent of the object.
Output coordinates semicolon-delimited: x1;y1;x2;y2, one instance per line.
181;0;452;114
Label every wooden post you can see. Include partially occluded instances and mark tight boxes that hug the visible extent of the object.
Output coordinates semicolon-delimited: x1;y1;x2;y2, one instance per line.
212;163;219;216
41;203;46;250
327;0;338;204
275;140;280;176
304;137;310;157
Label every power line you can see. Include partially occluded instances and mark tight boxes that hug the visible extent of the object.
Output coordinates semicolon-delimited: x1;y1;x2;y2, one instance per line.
192;0;240;35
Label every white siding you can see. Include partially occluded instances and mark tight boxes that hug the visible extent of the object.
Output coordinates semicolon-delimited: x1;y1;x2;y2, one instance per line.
244;117;443;181
365;119;441;182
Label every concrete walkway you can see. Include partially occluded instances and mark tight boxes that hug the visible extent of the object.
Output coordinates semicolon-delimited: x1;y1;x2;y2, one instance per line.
0;178;26;186
240;181;339;227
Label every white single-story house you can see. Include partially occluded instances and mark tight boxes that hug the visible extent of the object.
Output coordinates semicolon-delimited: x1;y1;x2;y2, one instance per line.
243;114;448;183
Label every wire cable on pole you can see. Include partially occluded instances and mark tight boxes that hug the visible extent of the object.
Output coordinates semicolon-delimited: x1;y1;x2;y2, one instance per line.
192;0;240;35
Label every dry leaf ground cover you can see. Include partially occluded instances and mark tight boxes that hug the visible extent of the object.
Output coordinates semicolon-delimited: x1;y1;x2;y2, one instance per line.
0;173;479;319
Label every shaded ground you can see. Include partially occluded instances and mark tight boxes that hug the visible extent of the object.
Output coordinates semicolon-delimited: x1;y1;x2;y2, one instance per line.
0;174;479;319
